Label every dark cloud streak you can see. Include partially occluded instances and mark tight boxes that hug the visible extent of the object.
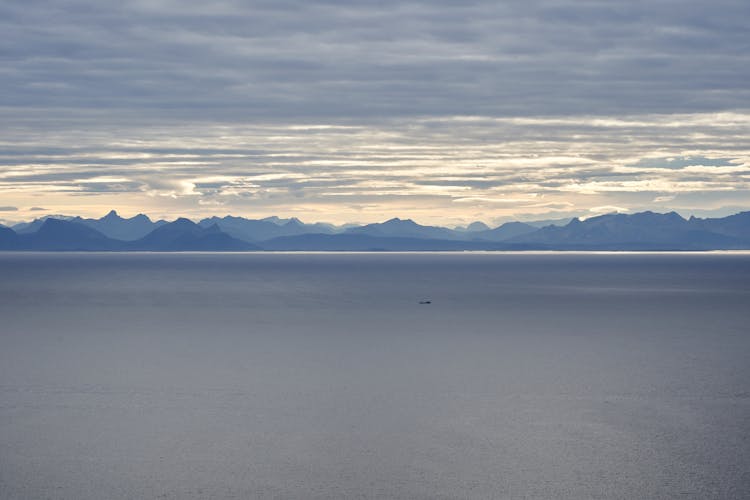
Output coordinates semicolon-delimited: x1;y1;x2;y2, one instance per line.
2;0;749;123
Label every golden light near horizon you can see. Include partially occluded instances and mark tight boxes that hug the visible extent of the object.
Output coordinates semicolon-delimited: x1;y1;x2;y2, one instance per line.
1;113;749;226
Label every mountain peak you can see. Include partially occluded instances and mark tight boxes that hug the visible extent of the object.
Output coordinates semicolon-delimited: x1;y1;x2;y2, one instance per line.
631;210;685;223
262;216;284;225
284;217;304;227
39;217;66;229
466;221;490;232
132;217;258;251
666;211;684;220
383;217;416;226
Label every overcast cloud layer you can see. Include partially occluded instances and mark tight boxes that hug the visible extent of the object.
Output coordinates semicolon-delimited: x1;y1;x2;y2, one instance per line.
1;0;749;224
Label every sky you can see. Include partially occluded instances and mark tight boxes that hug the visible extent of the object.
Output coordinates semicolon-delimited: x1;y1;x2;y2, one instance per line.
1;0;749;227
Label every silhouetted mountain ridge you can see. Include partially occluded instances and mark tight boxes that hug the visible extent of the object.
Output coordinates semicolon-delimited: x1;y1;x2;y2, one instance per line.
129;218;258;251
0;225;20;250
471;221;537;242
198;215;337;241
345;218;460;240
23;219;121;251
1;210;749;251
508;211;750;249
12;210;166;240
73;209;167;240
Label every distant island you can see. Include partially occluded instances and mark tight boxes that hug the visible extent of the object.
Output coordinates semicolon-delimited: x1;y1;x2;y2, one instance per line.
1;209;749;251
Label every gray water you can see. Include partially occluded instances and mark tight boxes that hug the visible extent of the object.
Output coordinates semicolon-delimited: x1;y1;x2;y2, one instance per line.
0;252;749;499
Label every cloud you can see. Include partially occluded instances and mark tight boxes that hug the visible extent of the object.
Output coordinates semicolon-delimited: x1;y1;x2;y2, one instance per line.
0;206;18;211
653;195;676;203
630;156;738;170
1;0;749;124
0;1;748;223
588;205;629;214
1;112;749;223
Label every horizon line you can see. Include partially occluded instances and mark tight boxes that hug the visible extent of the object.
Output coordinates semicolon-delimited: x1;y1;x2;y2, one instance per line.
5;207;749;230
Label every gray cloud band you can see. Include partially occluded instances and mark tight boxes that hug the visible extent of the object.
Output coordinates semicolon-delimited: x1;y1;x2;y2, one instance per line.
1;0;749;121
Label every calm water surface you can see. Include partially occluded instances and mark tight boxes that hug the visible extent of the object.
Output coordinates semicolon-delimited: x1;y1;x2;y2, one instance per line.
1;253;749;499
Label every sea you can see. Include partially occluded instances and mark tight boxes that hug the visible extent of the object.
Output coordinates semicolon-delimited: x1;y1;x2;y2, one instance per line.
0;252;748;499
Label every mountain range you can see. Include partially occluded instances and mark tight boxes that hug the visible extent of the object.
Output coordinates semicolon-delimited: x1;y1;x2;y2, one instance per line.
1;210;749;251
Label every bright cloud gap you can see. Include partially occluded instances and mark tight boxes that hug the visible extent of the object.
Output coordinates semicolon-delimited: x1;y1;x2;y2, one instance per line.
1;112;749;226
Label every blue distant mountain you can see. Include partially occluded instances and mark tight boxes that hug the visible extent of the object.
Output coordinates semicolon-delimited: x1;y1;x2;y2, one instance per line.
12;210;166;240
1;210;749;251
0;225;20;250
19;219;122;251
73;210;167;240
454;221;491;232
523;216;574;228
198;216;283;241
471;221;537;242
198;215;338;242
509;211;749;249
2;217;257;251
129;218;259;251
12;215;77;234
344;218;461;240
688;211;750;242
